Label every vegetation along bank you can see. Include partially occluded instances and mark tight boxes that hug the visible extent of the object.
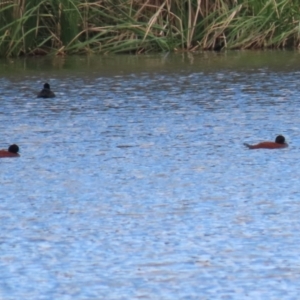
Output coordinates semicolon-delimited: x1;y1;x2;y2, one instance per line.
0;0;299;57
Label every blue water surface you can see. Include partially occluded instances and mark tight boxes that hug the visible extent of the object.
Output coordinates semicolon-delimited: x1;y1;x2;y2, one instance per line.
1;52;300;299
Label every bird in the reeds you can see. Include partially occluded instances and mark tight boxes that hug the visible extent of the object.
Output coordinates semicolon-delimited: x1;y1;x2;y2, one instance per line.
37;83;56;98
244;135;288;149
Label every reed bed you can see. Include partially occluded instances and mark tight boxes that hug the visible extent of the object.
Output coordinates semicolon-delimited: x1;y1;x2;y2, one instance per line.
0;0;299;56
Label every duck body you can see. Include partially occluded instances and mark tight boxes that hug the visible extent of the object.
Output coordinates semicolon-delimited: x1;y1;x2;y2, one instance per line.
244;141;288;149
0;144;20;157
37;83;56;98
244;135;288;149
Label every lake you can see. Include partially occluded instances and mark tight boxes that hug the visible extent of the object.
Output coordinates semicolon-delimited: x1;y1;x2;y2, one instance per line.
1;51;300;299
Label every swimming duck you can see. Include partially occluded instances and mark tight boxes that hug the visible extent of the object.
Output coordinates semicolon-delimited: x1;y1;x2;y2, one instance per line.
37;83;56;98
0;144;20;157
244;135;288;149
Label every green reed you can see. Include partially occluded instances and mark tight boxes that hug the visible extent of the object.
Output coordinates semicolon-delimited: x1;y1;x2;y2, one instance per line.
0;0;299;57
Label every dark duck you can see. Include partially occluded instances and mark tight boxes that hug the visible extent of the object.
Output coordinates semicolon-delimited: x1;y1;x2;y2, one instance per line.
37;83;56;98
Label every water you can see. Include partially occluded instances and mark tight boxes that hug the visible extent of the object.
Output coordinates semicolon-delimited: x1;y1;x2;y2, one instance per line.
1;51;300;299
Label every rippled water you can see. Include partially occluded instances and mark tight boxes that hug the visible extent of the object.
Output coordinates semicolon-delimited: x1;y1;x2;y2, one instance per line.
1;52;300;299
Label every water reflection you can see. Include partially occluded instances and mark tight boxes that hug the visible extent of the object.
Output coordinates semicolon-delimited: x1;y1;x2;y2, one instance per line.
1;52;300;299
2;50;300;74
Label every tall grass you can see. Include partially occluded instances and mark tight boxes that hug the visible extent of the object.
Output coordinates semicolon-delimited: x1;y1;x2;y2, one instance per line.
0;0;299;57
